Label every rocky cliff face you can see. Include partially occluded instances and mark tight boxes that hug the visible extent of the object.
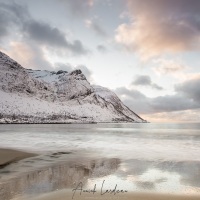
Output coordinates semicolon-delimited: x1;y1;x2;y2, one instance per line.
0;51;146;123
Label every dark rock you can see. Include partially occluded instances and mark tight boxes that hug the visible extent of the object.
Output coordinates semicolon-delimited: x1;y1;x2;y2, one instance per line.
69;69;82;76
26;89;33;94
56;70;67;75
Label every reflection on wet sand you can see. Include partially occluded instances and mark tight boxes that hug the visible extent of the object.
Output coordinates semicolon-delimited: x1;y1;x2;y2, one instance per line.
119;159;200;189
0;152;120;200
1;153;200;200
80;159;200;195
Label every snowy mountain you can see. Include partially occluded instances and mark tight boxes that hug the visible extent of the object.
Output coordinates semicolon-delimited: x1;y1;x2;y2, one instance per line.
0;51;146;123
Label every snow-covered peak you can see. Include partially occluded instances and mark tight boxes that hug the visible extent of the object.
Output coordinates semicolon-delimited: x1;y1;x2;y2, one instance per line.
93;85;145;122
0;51;146;123
0;51;23;70
27;69;68;83
93;85;119;102
27;68;93;101
27;69;87;83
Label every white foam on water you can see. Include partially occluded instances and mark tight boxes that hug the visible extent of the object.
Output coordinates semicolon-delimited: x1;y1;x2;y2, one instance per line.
0;123;200;161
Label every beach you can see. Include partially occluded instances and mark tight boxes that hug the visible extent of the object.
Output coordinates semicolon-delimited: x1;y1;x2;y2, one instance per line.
0;148;37;168
1;123;200;200
0;148;200;200
0;148;199;200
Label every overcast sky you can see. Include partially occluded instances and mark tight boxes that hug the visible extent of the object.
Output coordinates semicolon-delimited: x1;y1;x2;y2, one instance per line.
1;0;200;122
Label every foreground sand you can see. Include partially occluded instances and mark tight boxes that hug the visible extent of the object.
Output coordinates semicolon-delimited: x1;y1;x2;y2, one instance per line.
1;149;199;200
21;189;200;200
0;148;37;167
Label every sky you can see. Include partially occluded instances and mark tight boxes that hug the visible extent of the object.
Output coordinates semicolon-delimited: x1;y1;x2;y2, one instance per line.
0;0;200;122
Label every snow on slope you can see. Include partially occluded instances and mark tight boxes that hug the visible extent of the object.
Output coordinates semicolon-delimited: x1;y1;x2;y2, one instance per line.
0;52;54;100
26;69;68;83
0;51;146;123
27;68;94;101
0;90;123;123
93;85;145;122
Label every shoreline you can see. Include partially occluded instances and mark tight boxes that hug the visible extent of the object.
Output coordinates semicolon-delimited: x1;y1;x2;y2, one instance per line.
0;148;37;168
0;121;147;124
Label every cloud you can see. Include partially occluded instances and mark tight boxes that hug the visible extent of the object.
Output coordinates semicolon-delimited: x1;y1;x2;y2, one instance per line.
116;87;199;115
0;1;90;71
115;87;146;99
0;1;29;23
85;19;107;37
115;87;151;114
59;0;94;17
133;75;151;85
24;20;89;55
4;41;94;81
3;42;33;68
132;75;163;90
153;58;186;75
97;45;107;53
0;2;89;56
175;76;200;102
54;63;73;72
24;21;68;47
4;41;53;70
151;95;198;113
0;2;29;40
115;76;200;116
115;0;200;59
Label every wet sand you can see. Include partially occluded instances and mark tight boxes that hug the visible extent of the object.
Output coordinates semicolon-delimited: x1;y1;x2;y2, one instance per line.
0;149;200;200
0;148;37;168
22;189;200;200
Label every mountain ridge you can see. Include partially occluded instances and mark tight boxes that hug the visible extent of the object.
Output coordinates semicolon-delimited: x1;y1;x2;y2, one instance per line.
0;51;146;123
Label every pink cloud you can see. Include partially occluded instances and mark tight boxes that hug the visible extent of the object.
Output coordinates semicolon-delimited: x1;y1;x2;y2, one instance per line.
115;0;200;59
